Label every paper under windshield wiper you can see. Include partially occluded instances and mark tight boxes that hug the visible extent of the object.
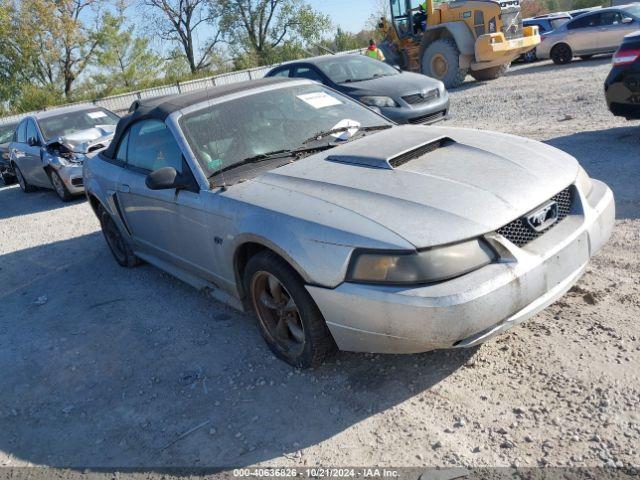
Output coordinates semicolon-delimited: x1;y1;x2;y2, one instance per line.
302;125;392;145
209;145;337;178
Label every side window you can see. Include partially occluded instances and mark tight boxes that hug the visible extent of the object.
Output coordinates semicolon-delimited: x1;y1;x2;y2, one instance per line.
127;120;183;173
16;120;27;143
600;11;622;26
567;14;598;29
26;120;39;145
115;130;130;163
293;66;325;83
270;68;291;77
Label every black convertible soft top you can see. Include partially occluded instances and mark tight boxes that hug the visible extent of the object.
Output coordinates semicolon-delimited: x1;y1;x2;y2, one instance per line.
103;77;292;159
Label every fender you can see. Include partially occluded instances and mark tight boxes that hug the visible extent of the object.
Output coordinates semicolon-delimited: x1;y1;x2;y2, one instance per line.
422;22;476;56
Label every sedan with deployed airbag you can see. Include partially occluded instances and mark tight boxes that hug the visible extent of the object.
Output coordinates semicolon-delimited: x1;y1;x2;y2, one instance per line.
84;78;615;368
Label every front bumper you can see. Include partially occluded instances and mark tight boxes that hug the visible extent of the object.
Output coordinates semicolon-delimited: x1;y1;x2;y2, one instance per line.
379;91;450;125
54;164;85;194
307;180;615;354
475;27;541;64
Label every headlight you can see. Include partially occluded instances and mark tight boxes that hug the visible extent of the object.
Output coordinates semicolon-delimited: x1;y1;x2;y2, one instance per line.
360;96;399;108
576;167;593;197
1;152;9;160
347;238;497;285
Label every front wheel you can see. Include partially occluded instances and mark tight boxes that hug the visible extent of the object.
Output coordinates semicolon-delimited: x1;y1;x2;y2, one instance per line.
244;251;337;368
551;43;573;65
421;39;468;88
469;63;510;81
49;169;73;202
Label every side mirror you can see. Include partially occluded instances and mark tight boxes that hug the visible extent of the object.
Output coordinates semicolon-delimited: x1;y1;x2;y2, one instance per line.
27;136;39;147
146;167;192;191
621;17;634;24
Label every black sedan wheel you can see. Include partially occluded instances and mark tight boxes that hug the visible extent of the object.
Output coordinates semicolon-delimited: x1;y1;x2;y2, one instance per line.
245;251;337;368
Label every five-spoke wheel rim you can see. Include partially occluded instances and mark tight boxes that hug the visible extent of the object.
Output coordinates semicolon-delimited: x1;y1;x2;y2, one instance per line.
250;271;305;355
51;172;65;198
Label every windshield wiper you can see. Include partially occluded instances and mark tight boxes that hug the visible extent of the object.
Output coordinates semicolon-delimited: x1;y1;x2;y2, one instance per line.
208;145;337;178
302;124;392;145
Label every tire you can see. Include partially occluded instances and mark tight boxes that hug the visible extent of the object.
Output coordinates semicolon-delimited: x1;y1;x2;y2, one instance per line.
522;49;537;63
421;38;468;88
1;172;16;185
470;62;510;81
98;206;141;268
13;164;36;192
49;169;73;202
579;55;593;61
551;43;573;65
244;251;337;368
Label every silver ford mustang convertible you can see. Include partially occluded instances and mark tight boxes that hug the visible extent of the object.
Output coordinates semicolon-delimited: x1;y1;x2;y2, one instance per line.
84;78;615;368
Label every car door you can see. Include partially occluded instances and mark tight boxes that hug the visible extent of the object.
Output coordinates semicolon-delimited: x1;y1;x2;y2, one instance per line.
115;119;219;282
598;10;637;51
11;119;49;188
565;13;601;54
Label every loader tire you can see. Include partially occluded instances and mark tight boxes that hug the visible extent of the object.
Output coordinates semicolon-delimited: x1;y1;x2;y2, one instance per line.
421;39;468;88
469;62;510;81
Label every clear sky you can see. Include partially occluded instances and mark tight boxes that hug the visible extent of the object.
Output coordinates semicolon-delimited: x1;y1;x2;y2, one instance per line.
310;0;377;32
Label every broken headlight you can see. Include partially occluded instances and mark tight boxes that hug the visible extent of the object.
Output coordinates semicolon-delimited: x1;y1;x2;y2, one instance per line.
347;239;497;285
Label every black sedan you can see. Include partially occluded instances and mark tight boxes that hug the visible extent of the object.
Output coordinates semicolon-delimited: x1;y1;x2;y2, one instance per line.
266;55;449;125
605;31;640;120
0;121;18;185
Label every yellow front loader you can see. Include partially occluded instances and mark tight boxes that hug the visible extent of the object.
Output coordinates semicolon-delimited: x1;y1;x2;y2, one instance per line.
379;0;540;87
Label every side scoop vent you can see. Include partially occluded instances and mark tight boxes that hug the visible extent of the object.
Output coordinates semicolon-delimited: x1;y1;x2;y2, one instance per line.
388;137;455;168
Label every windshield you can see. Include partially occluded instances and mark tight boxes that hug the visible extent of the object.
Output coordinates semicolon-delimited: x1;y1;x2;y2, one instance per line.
0;123;17;144
317;56;399;84
623;4;640;17
38;108;119;141
180;84;391;177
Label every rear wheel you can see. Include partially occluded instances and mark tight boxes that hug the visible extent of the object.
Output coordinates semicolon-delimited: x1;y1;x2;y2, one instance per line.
551;43;573;64
14;164;36;192
469;62;510;81
1;171;16;185
49;169;73;202
244;251;337;368
98;207;141;268
421;39;468;88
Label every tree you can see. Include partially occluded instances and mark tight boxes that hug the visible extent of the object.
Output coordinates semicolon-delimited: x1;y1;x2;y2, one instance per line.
215;0;331;64
0;0;105;99
94;6;163;94
140;0;223;74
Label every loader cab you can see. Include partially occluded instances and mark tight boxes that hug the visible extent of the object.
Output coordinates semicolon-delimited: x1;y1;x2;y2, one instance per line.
390;0;413;38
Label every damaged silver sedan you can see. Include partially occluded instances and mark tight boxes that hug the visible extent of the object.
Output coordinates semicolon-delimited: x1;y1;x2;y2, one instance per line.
84;78;615;368
9;104;119;201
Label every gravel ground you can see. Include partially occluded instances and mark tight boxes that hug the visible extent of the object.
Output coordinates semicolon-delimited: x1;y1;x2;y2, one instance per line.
0;57;639;471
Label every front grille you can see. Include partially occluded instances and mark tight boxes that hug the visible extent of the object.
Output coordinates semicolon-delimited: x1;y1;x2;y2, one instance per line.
500;10;523;40
403;89;439;105
407;110;446;124
496;187;574;247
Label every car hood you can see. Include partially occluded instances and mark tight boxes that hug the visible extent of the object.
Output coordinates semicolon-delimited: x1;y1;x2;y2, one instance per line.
47;124;116;155
339;72;442;99
255;125;580;248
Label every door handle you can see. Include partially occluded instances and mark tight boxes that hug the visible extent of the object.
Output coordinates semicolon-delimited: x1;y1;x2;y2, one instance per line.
119;184;130;193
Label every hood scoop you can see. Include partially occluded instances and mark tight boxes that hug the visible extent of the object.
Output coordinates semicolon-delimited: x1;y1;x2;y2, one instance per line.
326;136;455;170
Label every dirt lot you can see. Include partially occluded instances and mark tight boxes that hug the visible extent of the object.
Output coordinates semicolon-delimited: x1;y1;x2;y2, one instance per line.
0;57;639;471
